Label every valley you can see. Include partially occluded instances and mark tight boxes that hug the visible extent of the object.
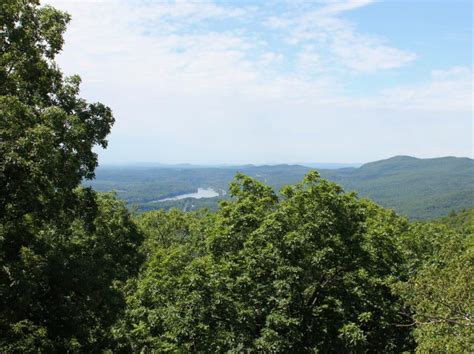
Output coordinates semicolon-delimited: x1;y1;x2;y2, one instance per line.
87;155;474;219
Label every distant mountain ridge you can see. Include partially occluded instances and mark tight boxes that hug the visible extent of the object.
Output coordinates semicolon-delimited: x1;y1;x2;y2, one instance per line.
89;156;474;219
101;162;361;169
320;156;474;219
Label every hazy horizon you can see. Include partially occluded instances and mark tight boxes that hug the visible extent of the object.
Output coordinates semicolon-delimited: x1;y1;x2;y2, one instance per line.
97;160;363;167
96;154;473;168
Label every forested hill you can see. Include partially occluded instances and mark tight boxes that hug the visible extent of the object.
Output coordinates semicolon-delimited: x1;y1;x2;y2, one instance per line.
89;156;474;219
2;2;472;351
433;207;474;232
319;155;474;219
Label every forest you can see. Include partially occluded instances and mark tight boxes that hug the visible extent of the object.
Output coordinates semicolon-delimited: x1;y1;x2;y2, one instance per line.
89;155;474;219
1;1;473;352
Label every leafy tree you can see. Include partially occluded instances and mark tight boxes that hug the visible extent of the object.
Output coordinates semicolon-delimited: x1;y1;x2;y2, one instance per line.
0;193;143;352
1;2;470;352
1;1;142;351
434;207;474;233
1;0;114;221
121;172;414;352
395;223;473;352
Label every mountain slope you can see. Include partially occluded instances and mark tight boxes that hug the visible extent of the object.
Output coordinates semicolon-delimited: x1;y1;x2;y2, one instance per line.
320;156;474;219
432;207;474;232
88;156;474;219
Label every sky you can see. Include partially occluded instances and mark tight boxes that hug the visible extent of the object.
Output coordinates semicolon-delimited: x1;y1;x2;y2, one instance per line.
44;0;473;164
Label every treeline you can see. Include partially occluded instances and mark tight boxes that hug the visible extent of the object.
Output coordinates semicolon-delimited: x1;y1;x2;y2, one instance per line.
434;208;474;233
88;156;474;219
124;175;472;352
1;1;472;352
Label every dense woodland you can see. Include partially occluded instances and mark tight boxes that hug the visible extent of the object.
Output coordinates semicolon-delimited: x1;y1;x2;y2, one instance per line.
89;156;474;219
1;1;473;352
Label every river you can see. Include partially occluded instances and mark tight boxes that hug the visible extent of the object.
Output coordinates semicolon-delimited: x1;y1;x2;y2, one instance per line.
157;188;219;202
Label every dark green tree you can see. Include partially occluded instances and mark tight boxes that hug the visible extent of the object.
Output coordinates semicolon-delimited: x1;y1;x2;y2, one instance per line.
395;223;473;352
1;1;142;351
1;0;113;221
121;172;414;352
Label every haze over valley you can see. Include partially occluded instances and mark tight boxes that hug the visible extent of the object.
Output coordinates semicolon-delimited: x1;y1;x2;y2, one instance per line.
88;155;474;219
2;0;472;352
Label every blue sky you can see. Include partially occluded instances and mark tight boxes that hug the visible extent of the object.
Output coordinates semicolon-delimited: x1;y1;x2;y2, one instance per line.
46;0;472;164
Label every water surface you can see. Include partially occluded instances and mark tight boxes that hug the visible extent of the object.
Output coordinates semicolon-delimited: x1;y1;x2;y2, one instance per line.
157;188;219;202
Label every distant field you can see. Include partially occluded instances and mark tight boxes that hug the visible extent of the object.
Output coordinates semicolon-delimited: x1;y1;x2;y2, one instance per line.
87;156;474;219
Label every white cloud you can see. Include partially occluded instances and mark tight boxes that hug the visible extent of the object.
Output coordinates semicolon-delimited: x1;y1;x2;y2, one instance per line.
41;0;472;163
330;30;417;73
318;0;374;16
265;0;416;73
377;66;473;111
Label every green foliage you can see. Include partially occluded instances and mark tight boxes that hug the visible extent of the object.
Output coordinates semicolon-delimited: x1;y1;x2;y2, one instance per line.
324;156;474;220
1;1;141;351
1;0;114;221
0;193;143;352
119;172;414;352
88;155;474;219
86;164;311;210
434;207;474;233
1;2;471;352
394;224;474;353
1;0;69;105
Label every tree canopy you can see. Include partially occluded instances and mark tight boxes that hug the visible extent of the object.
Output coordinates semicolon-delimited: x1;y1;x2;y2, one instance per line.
1;1;140;351
119;173;412;351
1;1;472;352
